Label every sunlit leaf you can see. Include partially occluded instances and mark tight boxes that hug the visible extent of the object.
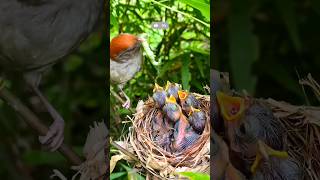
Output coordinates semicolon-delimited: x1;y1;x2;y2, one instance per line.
181;56;191;91
177;0;210;21
178;172;210;180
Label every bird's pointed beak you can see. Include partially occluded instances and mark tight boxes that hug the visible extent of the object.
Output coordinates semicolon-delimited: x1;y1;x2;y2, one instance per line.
165;81;171;91
178;90;187;100
216;91;245;121
188;106;201;116
166;95;177;104
250;140;289;174
153;83;162;92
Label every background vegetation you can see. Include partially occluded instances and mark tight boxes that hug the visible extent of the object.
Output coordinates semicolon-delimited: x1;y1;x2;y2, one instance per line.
110;0;210;179
214;0;320;106
0;17;106;179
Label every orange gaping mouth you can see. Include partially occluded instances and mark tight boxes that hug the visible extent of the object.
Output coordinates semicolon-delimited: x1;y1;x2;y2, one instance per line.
216;91;245;121
178;90;187;100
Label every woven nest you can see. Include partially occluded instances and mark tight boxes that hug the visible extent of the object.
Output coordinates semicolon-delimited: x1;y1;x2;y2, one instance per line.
233;74;320;180
128;93;210;179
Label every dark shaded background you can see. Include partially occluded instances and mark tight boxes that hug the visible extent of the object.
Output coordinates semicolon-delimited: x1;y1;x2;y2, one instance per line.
0;16;106;180
214;0;320;106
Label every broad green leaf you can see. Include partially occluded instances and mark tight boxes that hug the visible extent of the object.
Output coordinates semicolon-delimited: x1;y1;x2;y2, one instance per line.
274;0;301;52
110;172;126;180
181;56;191;91
177;0;210;21
178;172;210;180
228;0;258;94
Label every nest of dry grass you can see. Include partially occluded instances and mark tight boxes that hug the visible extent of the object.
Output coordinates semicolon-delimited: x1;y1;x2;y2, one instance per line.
260;74;320;180
127;93;210;179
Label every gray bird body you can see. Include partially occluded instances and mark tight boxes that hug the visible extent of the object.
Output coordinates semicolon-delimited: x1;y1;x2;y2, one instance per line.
0;0;102;72
0;0;103;151
252;157;302;180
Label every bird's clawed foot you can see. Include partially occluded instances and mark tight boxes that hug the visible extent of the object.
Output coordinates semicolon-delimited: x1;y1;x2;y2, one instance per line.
119;89;131;109
122;98;131;109
39;119;64;152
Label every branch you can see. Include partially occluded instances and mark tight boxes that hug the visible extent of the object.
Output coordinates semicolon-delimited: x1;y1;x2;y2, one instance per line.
0;86;83;165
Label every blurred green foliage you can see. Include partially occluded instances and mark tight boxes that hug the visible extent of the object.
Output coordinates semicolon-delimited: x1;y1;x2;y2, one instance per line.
214;0;320;105
0;20;105;179
110;0;210;179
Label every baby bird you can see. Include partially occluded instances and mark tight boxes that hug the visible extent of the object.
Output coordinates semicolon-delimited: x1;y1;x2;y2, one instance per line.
162;95;181;122
211;131;246;180
165;81;181;100
152;83;167;108
250;141;302;180
178;90;201;115
216;92;288;176
171;113;199;152
188;106;206;134
151;111;172;151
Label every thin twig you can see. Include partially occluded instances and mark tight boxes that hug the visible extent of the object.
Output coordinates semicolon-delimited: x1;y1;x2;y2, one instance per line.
0;85;83;165
110;140;139;162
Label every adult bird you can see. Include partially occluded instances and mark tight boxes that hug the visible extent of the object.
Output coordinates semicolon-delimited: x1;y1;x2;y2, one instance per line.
110;33;144;109
0;0;103;151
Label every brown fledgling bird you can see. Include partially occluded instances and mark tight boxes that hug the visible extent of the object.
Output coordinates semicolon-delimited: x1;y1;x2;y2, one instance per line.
165;81;181;100
188;106;206;134
110;33;144;109
211;131;246;180
178;90;201;115
0;0;103;151
171;112;199;153
162;95;182;122
152;83;167;109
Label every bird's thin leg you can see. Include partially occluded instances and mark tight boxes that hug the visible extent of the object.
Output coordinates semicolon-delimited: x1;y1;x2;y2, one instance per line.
118;85;130;109
31;86;65;151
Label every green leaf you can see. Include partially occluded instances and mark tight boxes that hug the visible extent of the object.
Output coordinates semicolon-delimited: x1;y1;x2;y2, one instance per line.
178;172;210;180
110;172;126;180
228;0;258;94
121;164;145;180
181;56;191;91
274;0;301;52
177;0;210;21
194;59;205;78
